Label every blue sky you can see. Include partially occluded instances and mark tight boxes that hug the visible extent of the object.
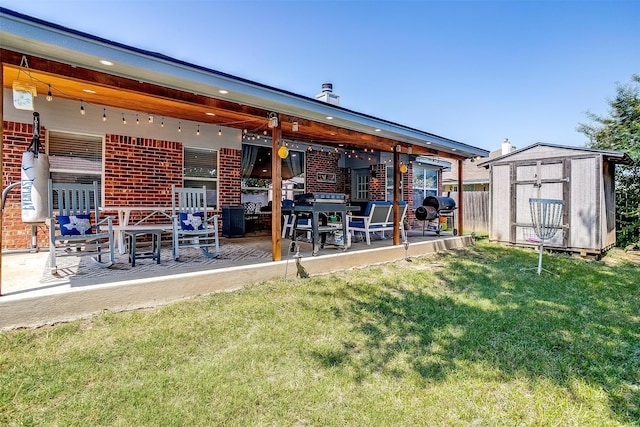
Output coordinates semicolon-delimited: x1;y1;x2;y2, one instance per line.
2;0;638;152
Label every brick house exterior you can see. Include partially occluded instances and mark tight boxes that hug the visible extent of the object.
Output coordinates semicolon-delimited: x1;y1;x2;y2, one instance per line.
3;116;443;250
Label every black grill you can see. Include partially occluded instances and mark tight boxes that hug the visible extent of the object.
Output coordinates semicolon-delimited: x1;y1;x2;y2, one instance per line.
414;196;457;236
415;206;438;221
294;193;347;204
422;196;456;213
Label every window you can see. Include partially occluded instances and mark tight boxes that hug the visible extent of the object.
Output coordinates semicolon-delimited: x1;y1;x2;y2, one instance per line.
240;144;305;207
47;130;104;202
354;171;370;201
385;166;403;201
184;147;218;208
412;165;438;207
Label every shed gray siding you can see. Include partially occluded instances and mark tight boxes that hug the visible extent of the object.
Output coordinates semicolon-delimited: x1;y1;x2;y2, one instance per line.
482;143;629;257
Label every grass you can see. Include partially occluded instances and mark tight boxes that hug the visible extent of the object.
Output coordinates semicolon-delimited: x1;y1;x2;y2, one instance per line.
1;239;639;426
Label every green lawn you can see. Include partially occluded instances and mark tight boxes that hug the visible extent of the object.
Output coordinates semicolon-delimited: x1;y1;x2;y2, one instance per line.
1;239;639;426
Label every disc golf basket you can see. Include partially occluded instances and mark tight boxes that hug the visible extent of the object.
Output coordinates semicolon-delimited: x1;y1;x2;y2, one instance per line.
524;198;564;275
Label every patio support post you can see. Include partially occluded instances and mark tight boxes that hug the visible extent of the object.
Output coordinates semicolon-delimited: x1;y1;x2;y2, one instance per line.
0;62;3;296
457;158;464;235
392;146;401;245
271;122;282;261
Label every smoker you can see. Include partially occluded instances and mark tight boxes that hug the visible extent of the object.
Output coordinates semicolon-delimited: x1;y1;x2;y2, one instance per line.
414;196;457;236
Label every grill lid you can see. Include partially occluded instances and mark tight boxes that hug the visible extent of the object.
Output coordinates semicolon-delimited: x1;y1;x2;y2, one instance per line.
415;205;438;221
423;196;456;212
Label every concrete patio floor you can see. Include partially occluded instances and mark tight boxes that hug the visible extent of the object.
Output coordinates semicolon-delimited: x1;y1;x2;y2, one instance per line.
1;230;473;330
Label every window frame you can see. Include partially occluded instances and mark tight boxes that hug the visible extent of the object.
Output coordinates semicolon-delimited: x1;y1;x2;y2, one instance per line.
183;146;219;209
412;164;439;207
46;129;105;205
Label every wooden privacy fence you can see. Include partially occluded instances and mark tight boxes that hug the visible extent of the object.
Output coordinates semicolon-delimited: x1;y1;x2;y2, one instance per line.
448;191;489;234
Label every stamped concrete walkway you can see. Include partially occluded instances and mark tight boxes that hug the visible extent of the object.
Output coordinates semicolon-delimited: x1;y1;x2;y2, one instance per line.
1;232;473;330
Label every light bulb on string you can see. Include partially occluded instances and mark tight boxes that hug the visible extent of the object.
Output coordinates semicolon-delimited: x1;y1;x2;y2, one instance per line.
196;125;200;136
178;122;182;133
136;114;140;125
148;114;153;124
218;128;222;136
46;84;52;102
122;113;126;125
80;100;85;115
161;118;164;128
102;108;107;122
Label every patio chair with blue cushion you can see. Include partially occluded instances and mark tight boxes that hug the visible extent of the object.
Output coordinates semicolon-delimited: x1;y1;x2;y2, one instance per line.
348;200;407;245
171;185;219;260
348;201;391;245
47;180;114;274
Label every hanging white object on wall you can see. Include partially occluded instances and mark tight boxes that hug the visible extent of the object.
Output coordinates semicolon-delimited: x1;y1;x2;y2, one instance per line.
12;80;37;111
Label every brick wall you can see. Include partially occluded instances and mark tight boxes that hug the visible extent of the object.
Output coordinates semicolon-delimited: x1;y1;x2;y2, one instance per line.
405;164;415;227
369;164;386;200
305;149;341;194
104;135;182;206
219;147;241;206
338;167;351;199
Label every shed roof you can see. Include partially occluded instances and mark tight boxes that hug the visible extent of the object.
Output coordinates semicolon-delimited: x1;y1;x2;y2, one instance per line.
477;142;632;168
0;7;489;160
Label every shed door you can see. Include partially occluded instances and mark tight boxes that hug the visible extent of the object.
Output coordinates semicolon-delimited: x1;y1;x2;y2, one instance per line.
512;160;568;248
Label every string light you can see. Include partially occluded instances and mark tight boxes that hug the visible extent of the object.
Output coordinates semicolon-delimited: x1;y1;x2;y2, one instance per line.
41;79;267;138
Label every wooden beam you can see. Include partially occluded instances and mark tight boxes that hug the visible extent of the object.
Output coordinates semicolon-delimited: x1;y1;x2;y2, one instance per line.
0;61;3;296
271;122;282;261
457;158;464;235
393;146;401;245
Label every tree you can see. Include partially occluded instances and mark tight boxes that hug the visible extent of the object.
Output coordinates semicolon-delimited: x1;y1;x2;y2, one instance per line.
577;74;640;247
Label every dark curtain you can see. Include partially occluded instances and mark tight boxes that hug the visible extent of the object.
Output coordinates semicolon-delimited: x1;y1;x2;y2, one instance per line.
282;151;304;179
241;144;260;178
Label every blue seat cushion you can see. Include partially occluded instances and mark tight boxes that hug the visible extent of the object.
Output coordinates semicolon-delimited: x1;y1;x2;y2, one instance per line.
179;212;205;230
348;218;366;227
57;214;93;236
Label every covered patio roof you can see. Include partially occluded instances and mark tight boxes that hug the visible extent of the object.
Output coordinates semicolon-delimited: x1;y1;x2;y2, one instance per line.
0;7;488;161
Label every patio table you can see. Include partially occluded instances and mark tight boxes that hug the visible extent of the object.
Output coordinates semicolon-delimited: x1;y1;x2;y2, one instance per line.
123;228;163;267
105;206;172;254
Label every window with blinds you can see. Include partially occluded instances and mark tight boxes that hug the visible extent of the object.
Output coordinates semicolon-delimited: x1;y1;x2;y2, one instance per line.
184;147;218;208
47;130;103;186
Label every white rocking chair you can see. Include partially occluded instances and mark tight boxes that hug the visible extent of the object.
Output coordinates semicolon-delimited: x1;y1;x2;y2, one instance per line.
47;180;114;274
171;185;220;260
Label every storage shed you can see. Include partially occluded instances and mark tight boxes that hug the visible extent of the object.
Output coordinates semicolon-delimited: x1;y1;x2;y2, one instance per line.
479;143;632;257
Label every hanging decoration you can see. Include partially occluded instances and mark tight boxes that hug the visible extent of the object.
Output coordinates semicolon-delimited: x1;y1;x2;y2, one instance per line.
277;145;289;159
13;56;38;111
